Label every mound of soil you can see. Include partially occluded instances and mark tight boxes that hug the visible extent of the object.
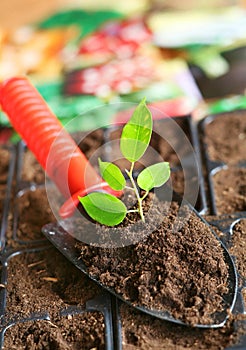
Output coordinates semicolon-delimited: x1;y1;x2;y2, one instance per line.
76;193;229;326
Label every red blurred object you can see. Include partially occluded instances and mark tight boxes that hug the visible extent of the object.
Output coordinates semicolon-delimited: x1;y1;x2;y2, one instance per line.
64;55;155;97
78;18;152;59
78;31;139;58
0;77;122;218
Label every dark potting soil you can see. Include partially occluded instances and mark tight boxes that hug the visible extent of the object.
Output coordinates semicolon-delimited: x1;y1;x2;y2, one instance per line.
204;112;246;165
120;216;246;350
213;167;246;214
230;219;246;280
3;315;105;350
21;149;46;184
6;249;101;317
76;193;229;326
14;187;56;242
4;248;105;349
120;304;235;350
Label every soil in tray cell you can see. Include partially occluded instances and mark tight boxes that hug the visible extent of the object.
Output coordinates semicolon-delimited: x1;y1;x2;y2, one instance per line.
204;112;246;165
213;167;246;215
120;304;236;350
14;187;56;242
21;149;45;184
3;312;105;350
6;248;102;320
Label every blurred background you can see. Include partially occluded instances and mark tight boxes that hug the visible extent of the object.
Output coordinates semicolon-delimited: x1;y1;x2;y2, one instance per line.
0;0;244;29
0;0;246;134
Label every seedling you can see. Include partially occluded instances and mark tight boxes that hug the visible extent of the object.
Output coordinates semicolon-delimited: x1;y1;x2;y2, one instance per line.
79;99;170;226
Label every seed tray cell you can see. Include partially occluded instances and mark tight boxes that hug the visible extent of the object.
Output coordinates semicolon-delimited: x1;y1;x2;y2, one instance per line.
2;307;108;350
120;302;236;350
212;167;246;215
18;145;46;186
0;246;114;349
3;315;104;350
199;110;246;216
12;187;55;244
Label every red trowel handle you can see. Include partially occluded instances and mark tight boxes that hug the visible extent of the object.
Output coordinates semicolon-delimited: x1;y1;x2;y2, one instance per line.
0;77;120;217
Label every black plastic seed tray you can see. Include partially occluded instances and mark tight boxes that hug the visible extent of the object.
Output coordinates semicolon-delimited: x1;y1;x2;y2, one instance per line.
0;109;245;349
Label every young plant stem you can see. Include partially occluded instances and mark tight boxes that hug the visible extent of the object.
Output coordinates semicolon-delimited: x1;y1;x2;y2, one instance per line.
125;162;145;222
141;191;149;201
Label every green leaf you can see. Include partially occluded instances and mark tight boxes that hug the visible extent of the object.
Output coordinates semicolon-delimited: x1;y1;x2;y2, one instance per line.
137;162;170;192
120;98;152;162
78;192;127;226
99;159;126;191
